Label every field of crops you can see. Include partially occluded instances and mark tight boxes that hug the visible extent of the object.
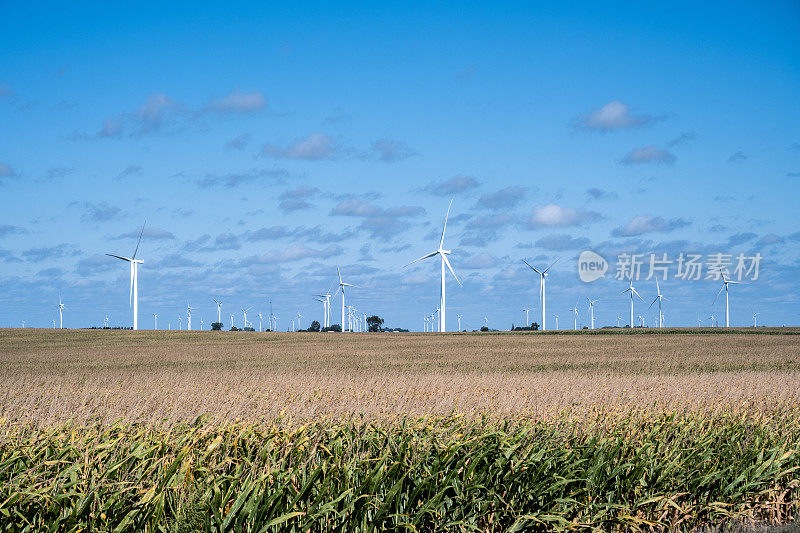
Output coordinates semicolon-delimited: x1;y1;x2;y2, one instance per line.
0;329;799;531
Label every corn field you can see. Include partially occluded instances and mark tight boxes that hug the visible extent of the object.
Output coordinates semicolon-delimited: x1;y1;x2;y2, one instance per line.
1;411;798;532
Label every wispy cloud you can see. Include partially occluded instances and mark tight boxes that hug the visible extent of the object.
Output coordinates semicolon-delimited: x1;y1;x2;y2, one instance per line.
475;186;526;210
115;227;175;240
666;132;695;147
0;225;27;238
586;188;618;201
620;145;676;165
535;233;591;251
237;244;343;265
225;133;251;150
368;138;417;162
0;163;17;184
727;151;747;163
278;186;319;212
262;132;338;160
420;175;480;196
195;167;289;188
575;101;665;132
71;201;124;222
611;215;690;237
118;165;142;179
331;198;425;240
202;91;266;114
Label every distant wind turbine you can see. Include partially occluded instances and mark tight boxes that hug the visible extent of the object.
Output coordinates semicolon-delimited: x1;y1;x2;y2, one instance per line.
153;313;158;330
554;314;559;330
106;221;146;330
751;309;759;327
649;279;667;328
585;296;598;330
568;302;579;330
56;294;65;329
405;200;462;332
186;303;194;331
713;272;743;327
522;308;531;327
457;314;462;331
257;312;263;332
616;315;622;328
523;258;559;331
241;307;251;330
212;298;223;325
296;311;303;330
334;266;358;332
619;280;644;328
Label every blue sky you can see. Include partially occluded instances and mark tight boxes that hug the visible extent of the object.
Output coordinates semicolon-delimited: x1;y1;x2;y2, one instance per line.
1;1;799;330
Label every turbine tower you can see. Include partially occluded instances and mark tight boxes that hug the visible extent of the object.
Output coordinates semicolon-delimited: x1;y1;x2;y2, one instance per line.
257;312;263;332
457;314;462;331
619;279;644;328
585;296;598;330
56;294;65;329
713;272;743;327
296;311;303;330
335;266;358;332
523;258;559;331
649;279;666;328
751;309;759;327
153;313;158;330
186;303;194;331
522;308;531;328
212;298;223;325
241;307;252;330
106;221;146;330
554;314;559;330
405;200;462;332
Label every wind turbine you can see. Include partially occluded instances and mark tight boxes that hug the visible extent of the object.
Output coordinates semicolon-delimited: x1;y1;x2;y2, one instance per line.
313;297;327;328
569;302;579;330
522;308;531;327
241;307;251;330
616;315;622;328
713;272;743;327
52;319;56;328
200;318;203;329
483;316;489;329
585;296;598;330
697;314;702;327
296;311;303;331
405;200;462;332
106;221;146;330
457;314;462;331
523;258;559;331
554;314;559;330
751;309;759;327
649;279;666;328
186;303;194;331
334;266;358;332
638;314;645;327
708;314;716;327
230;313;234;329
153;313;158;330
55;294;64;329
257;312;263;332
619;280;644;328
178;316;182;330
212;298;223;325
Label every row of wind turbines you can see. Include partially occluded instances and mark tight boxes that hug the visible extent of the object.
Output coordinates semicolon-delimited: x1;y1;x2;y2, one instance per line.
46;201;756;332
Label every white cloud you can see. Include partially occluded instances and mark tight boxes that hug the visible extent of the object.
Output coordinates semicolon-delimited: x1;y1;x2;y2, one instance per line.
369;138;416;162
422;175;480;196
526;204;601;229
576;101;663;131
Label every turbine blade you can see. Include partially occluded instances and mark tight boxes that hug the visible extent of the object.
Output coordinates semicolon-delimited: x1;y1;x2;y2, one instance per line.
542;257;560;274
442;254;462;287
712;284;724;306
404;250;439;267
649;297;658;309
439;199;453;250
522;259;543;275
106;253;132;262
132;220;146;260
632;288;645;302
337;265;342;284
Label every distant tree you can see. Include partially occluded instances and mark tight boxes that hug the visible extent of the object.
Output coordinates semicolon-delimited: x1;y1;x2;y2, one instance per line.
531;322;540;331
367;315;384;332
211;322;223;331
230;326;239;332
308;320;321;332
480;326;489;332
322;324;342;332
243;326;255;332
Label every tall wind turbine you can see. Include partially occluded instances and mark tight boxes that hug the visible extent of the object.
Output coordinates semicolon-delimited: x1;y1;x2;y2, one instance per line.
585;296;598;330
713;272;743;327
56;294;65;329
257;312;263;332
186;303;194;331
335;266;358;332
554;314;559;330
523;258;559;331
616;315;622;328
649;279;666;328
313;297;327;328
405;200;462;333
569;302;579;330
241;307;252;330
212;298;223;325
457;314;462;331
106;221;146;330
751;309;759;327
296;311;303;330
153;313;158;330
522;308;531;327
619;280;644;328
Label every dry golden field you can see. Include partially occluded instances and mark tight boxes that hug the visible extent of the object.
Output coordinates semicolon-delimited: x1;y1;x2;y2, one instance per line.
1;328;798;427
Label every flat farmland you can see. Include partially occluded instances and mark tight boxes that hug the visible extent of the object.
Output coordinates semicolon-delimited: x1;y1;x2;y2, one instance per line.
2;329;800;531
0;328;798;426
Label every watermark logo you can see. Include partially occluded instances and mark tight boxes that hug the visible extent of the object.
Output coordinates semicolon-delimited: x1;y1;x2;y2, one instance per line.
578;250;608;283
